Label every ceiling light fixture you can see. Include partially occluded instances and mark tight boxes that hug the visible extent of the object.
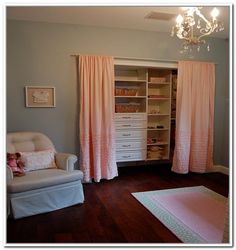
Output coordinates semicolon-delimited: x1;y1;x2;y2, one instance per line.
171;7;224;53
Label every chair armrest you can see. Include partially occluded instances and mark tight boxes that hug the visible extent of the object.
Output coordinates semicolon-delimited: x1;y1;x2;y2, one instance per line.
55;153;78;171
7;165;13;182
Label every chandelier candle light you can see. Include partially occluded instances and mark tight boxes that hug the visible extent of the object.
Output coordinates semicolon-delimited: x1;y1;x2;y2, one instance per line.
171;7;224;52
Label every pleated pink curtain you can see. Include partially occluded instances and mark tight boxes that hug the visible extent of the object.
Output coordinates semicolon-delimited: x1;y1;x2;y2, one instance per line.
172;61;215;174
78;55;118;182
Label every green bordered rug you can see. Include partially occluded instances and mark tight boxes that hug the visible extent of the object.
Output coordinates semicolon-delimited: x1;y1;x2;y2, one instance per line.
132;186;227;244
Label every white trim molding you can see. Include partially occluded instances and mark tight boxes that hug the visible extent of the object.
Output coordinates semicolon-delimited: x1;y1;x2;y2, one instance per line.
114;57;178;69
210;165;229;175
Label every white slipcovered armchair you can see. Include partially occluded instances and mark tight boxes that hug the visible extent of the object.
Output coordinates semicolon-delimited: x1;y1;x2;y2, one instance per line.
7;132;84;219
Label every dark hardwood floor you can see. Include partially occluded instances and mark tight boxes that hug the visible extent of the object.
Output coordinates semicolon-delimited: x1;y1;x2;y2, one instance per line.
7;164;229;244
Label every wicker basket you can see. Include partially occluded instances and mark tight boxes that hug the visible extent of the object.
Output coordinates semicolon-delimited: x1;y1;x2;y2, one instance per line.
115;103;140;113
115;88;138;96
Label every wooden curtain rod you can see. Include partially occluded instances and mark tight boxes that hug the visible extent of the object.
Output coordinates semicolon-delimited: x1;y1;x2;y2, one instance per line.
70;54;178;63
70;54;218;64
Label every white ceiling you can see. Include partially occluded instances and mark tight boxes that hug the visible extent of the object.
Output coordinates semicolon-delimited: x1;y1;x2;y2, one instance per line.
7;6;230;39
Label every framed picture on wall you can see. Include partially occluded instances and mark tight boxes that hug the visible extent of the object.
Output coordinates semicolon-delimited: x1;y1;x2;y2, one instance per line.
25;86;56;108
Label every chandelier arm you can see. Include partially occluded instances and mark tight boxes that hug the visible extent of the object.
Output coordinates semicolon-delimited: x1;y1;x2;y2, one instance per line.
176;35;191;42
198;27;214;40
195;9;211;26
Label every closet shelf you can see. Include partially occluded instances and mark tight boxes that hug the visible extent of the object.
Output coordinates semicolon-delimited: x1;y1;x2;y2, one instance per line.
148;113;170;116
148;97;170;100
148;82;171;85
115;96;146;98
115;79;146;83
147;128;169;131
147;157;169;160
147;142;169;146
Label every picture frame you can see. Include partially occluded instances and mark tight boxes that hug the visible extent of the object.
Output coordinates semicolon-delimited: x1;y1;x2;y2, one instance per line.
25;86;56;108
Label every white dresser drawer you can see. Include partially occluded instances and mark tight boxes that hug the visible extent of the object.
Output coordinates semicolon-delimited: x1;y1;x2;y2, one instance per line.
116;150;146;162
116;129;146;139
115;113;146;121
116;140;146;150
115;120;146;129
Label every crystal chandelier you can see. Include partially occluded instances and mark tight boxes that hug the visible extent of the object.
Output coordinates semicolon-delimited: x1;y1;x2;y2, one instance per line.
171;7;224;53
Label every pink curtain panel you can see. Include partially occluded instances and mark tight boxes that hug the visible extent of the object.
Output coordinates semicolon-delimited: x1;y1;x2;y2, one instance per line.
172;61;215;174
79;55;118;182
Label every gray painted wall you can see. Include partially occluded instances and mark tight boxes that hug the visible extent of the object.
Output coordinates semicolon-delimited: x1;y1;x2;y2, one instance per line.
7;20;229;166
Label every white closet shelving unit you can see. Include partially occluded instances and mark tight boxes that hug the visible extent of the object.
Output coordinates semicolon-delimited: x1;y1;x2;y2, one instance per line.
114;58;177;163
146;69;172;160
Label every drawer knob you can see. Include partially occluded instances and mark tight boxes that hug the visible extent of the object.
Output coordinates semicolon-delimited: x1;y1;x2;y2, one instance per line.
122;144;131;147
122;124;131;127
122;133;131;136
122;155;131;158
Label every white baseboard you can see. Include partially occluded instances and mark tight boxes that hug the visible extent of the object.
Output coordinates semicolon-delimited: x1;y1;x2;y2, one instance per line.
211;165;229;175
